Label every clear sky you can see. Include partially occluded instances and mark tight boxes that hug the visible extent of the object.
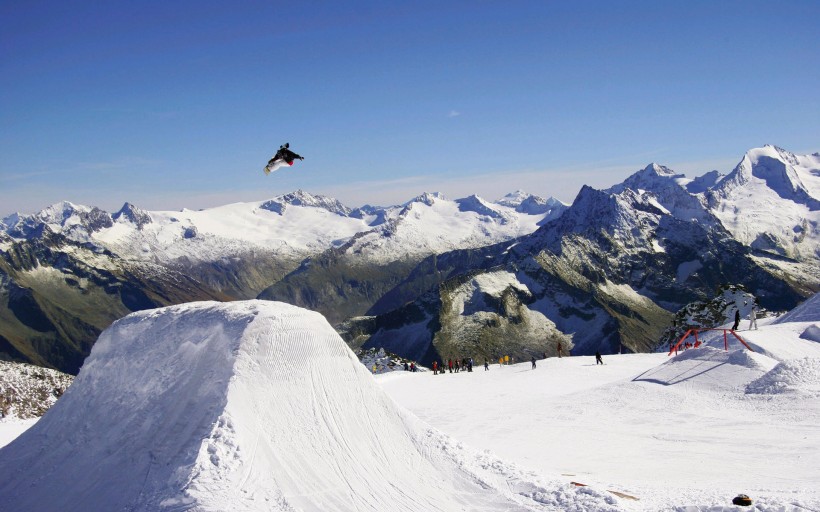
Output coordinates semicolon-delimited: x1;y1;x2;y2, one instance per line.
1;0;818;216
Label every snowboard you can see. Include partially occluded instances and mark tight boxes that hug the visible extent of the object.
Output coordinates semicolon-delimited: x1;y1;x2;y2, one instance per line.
264;159;292;175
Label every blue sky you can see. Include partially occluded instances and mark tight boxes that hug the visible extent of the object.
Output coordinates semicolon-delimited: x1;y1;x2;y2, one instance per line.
1;0;818;216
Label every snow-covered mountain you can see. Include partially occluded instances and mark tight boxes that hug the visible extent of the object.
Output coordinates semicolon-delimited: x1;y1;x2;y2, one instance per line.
706;145;820;270
1;189;559;268
342;146;818;363
253;190;563;324
0;190;560;372
2;147;818;373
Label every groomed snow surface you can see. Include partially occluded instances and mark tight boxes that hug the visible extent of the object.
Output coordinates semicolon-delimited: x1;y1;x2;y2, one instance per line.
0;301;608;512
2;297;820;511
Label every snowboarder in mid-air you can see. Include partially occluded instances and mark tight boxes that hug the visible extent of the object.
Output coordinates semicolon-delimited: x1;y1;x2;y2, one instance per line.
265;143;304;175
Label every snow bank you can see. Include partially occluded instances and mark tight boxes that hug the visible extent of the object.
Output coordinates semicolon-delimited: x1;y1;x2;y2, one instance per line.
0;300;577;512
635;346;774;390
746;357;820;396
801;324;820;342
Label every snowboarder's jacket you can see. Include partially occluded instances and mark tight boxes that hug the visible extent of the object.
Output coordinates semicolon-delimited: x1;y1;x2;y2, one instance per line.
273;144;303;165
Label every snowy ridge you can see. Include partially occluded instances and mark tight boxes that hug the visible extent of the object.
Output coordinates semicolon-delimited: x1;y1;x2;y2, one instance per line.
0;301;612;511
2;190;558;266
259;189;352;216
609;163;716;224
495;190;568;216
336;192;550;264
1;146;818;270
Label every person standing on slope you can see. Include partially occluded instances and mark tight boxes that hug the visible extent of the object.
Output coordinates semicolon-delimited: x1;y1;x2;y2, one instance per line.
732;309;741;331
749;305;759;330
595;350;603;365
531;356;536;369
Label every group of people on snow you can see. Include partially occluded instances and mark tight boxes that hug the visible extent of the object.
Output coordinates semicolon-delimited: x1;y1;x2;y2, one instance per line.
731;304;759;331
409;349;606;375
431;358;476;375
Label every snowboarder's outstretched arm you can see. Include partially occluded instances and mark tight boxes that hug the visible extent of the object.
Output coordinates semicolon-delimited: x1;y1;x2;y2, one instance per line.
282;149;303;163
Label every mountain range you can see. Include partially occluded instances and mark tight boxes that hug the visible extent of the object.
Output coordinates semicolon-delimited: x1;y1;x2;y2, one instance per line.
1;145;818;373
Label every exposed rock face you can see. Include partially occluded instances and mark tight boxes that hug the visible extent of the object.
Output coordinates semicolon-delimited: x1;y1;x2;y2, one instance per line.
0;360;73;419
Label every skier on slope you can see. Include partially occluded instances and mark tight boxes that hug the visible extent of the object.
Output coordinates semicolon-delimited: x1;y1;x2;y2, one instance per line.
595;350;603;365
732;309;741;331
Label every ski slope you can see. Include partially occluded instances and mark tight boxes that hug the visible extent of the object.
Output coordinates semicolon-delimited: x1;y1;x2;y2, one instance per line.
0;301;612;512
1;296;819;510
380;299;820;511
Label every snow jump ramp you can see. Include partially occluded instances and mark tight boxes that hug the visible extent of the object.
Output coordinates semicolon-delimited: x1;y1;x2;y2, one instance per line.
0;301;570;512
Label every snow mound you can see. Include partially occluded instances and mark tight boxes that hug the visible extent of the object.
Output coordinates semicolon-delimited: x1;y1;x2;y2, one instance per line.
0;300;579;512
801;324;820;342
745;358;820;396
636;347;772;390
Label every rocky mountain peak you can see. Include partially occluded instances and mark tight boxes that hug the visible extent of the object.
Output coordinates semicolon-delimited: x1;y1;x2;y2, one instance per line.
4;201;113;240
36;201;87;225
113;202;152;230
455;194;509;220
644;162;680;177
495;190;566;216
260;190;352;216
407;192;444;207
495;190;531;208
614;163;685;194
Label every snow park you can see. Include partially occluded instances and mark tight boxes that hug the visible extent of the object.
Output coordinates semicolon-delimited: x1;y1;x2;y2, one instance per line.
0;294;819;511
3;2;820;512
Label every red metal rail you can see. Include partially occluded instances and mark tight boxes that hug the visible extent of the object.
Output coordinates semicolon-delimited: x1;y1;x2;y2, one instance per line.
667;328;754;356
